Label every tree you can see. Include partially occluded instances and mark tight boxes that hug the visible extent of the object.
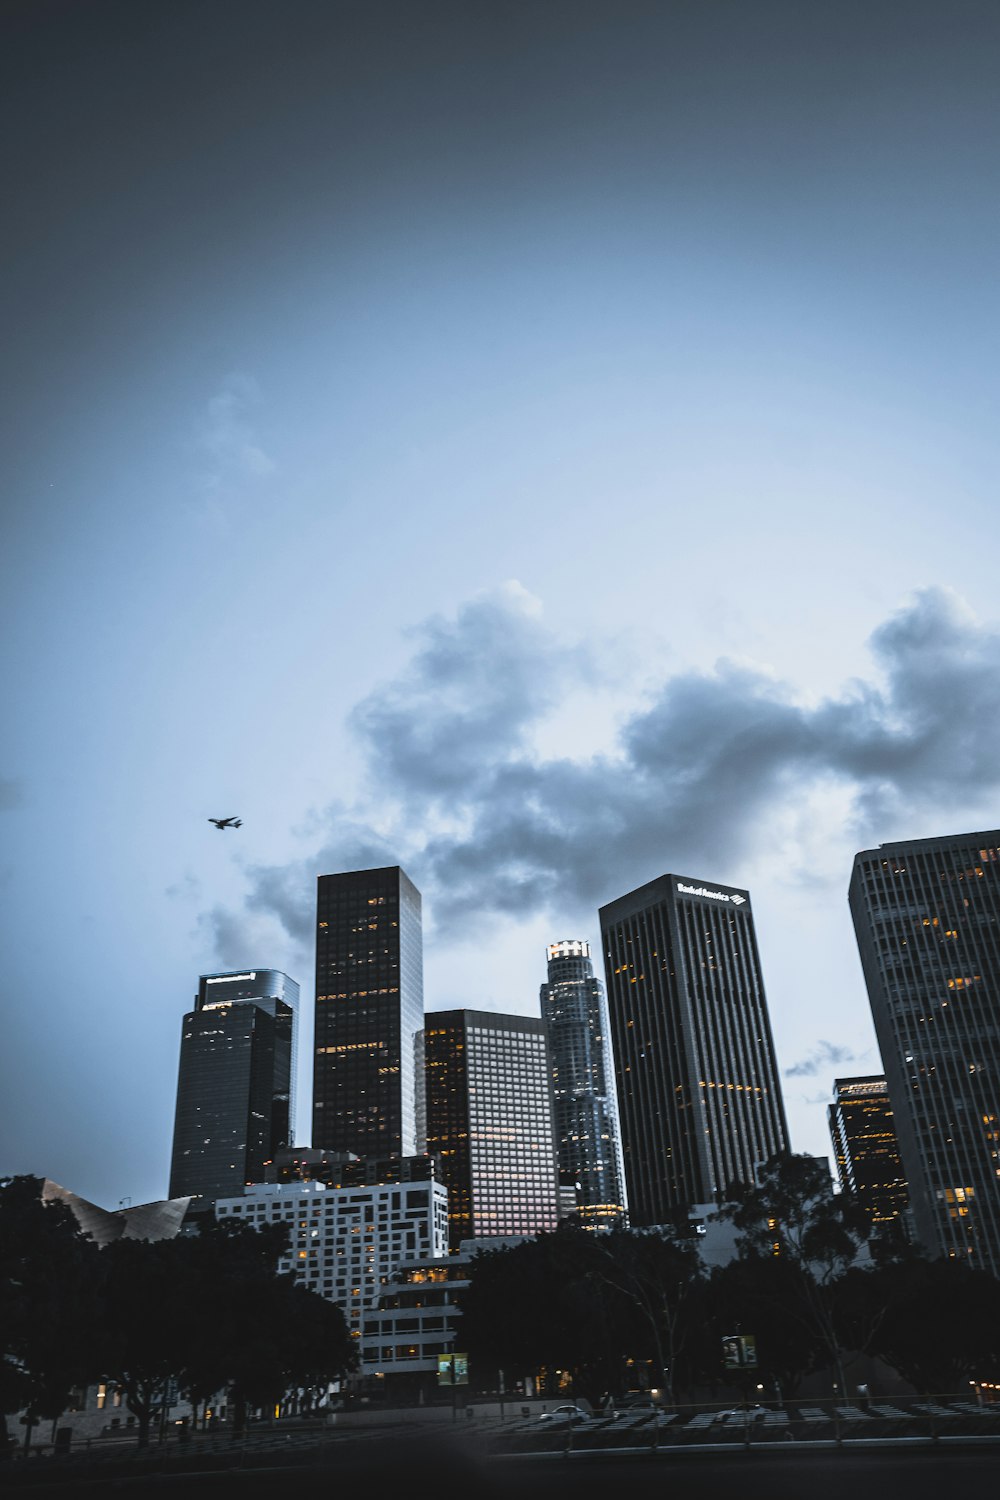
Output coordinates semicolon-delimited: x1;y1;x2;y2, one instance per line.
707;1254;828;1399
171;1218;355;1438
584;1224;705;1403
713;1151;872;1394
458;1225;624;1406
95;1234;198;1448
0;1176;102;1455
864;1256;1000;1395
94;1217;358;1445
458;1222;705;1407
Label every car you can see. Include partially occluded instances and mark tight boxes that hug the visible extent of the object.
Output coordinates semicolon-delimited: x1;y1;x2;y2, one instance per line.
536;1403;592;1425
720;1404;767;1422
617;1396;659;1413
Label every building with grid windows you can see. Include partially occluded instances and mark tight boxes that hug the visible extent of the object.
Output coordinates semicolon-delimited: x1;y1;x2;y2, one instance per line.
599;874;788;1226
168;969;298;1207
849;832;1000;1274
312;866;423;1160
540;940;626;1228
422;1010;560;1251
828;1076;908;1229
213;1173;449;1344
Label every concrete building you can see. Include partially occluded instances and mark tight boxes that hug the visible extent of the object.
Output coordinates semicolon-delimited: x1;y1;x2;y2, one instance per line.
214;1173;448;1344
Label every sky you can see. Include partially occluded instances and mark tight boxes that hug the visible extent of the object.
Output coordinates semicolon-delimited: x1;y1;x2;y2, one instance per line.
3;0;1000;1212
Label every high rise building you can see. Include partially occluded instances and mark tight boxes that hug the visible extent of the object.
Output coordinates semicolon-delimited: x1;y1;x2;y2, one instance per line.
849;832;1000;1274
828;1076;908;1228
539;939;626;1229
168;969;298;1205
422;1009;561;1250
599;874;788;1226
312;866;423;1160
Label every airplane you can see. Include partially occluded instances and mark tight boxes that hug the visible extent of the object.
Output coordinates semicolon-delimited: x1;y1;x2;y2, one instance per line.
208;816;242;829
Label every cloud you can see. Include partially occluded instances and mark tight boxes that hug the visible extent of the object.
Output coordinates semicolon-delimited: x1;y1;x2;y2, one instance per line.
784;1040;858;1079
348;581;592;802
203;583;1000;961
198;373;275;495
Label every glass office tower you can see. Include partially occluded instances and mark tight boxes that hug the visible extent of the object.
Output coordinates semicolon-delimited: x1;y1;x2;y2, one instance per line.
828;1076;908;1229
540;940;626;1228
599;874;788;1226
423;1009;560;1251
849;832;1000;1274
312;865;423;1159
168;968;298;1205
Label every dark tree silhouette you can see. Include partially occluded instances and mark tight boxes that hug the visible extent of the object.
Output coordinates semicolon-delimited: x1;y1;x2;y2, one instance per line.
458;1221;705;1406
713;1151;872;1393
0;1175;102;1456
863;1256;1000;1395
94;1216;357;1445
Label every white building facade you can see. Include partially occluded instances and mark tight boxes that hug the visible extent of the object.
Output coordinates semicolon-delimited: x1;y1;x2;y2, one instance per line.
214;1175;449;1342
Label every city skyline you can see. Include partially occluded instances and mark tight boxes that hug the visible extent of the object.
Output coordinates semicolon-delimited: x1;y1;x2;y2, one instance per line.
4;1;1000;1212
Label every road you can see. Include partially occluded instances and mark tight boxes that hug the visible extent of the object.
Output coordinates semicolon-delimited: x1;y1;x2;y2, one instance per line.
3;1430;998;1500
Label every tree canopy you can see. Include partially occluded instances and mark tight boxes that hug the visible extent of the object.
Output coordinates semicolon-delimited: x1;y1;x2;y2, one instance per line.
1;1176;357;1449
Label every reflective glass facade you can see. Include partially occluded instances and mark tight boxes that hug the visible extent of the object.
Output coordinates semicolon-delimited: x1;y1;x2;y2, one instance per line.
600;874;788;1226
312;866;423;1159
828;1075;908;1227
849;832;1000;1273
168;969;298;1205
423;1009;560;1251
540;940;627;1228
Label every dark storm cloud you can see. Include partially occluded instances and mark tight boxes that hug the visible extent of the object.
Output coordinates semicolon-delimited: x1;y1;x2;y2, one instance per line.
784;1040;857;1079
347;586;593;799
210;584;1000;955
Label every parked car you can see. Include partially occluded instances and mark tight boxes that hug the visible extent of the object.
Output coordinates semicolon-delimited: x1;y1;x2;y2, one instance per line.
536;1404;592;1425
614;1396;670;1420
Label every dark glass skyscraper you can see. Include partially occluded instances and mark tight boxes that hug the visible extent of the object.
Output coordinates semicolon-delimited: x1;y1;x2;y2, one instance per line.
828;1075;908;1228
599;874;788;1226
540;940;626;1229
423;1009;560;1250
312;865;423;1159
849;832;1000;1274
168;968;298;1205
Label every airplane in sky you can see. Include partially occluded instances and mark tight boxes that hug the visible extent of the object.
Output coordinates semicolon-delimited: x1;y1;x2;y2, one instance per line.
208;816;242;829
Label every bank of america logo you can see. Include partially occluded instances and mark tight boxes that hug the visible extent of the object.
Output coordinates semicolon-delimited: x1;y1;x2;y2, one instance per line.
677;882;748;905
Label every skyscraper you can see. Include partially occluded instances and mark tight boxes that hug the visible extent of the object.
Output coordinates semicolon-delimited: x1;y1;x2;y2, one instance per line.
422;1009;560;1250
168;969;298;1205
849;832;1000;1274
312;865;423;1160
599;874;788;1226
828;1075;908;1228
540;940;626;1229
